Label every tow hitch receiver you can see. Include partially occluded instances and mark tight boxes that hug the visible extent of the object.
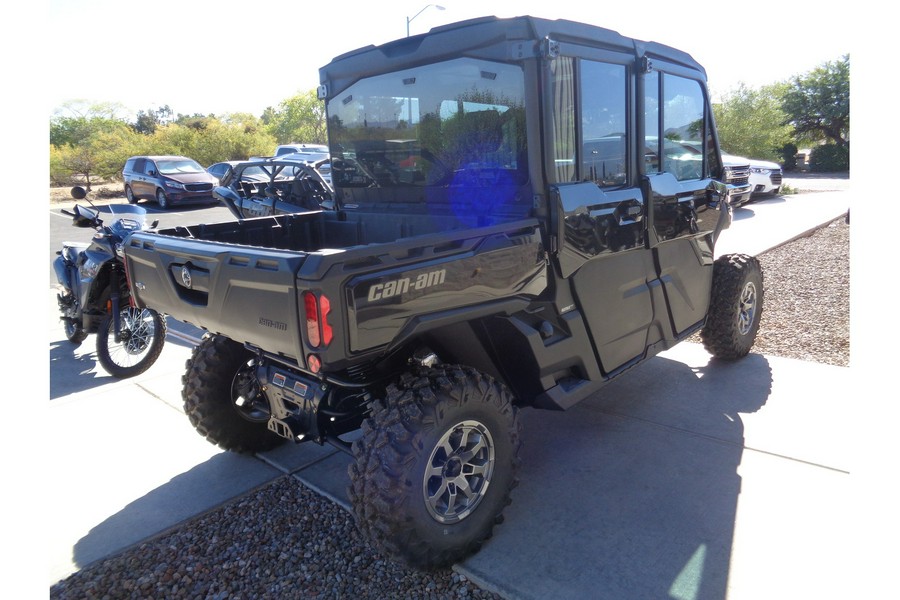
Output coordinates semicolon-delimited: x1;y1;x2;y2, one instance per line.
258;365;324;442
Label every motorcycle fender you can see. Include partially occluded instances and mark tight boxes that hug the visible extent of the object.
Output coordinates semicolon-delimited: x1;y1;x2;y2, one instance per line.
53;256;74;294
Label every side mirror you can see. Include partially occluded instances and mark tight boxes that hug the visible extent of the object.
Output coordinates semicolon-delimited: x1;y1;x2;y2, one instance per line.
72;204;100;228
70;186;87;200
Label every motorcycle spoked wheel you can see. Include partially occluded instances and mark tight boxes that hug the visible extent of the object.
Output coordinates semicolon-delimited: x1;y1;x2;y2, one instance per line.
96;307;167;378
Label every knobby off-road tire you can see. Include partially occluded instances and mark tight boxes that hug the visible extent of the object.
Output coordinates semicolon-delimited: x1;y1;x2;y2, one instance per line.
701;253;763;360
96;307;167;378
182;334;285;453
348;365;522;569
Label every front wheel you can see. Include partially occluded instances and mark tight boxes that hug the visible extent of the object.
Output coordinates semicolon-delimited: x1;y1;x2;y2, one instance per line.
156;188;169;210
96;307;167;378
348;365;522;568
701;253;764;360
63;319;87;345
182;334;285;453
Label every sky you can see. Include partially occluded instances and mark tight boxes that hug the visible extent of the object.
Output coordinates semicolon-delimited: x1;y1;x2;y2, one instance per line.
41;0;855;120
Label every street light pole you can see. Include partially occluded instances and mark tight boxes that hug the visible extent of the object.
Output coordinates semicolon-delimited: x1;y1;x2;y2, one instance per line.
406;4;445;37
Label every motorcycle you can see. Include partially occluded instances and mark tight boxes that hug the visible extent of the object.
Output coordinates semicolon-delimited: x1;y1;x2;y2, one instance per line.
54;186;167;378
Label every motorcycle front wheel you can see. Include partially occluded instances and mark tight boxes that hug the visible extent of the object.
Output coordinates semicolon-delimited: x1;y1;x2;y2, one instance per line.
64;319;87;345
96;307;167;378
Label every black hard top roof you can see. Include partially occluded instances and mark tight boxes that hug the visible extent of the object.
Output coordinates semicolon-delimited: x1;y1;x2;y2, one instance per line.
319;15;705;95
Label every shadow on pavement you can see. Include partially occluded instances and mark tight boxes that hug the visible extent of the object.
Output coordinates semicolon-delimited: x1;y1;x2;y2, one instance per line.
461;352;773;600
49;331;197;400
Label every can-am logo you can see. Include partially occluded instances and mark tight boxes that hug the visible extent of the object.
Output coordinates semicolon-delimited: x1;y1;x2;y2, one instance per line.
367;269;447;302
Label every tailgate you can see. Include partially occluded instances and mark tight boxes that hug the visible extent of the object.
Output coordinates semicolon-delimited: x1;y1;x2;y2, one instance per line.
124;232;308;360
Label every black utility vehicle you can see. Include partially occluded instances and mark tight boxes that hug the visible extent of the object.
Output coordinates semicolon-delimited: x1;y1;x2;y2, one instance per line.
123;16;762;569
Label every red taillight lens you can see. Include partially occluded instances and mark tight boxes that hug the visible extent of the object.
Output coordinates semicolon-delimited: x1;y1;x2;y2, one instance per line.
303;291;333;348
304;291;321;347
320;295;333;346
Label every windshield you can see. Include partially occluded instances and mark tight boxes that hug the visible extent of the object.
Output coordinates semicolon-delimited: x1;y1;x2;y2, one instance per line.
327;58;528;196
106;204;149;237
157;159;205;174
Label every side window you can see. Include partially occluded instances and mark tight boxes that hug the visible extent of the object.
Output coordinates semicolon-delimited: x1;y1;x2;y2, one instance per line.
549;56;576;183
644;72;709;181
643;72;660;173
661;74;705;181
581;61;627;187
133;158;147;175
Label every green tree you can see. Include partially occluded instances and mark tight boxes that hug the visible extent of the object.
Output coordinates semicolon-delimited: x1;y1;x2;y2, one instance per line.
266;89;327;145
49;101;140;185
139;117;276;166
713;83;792;162
50;126;142;186
780;55;849;147
50;101;131;147
133;105;173;135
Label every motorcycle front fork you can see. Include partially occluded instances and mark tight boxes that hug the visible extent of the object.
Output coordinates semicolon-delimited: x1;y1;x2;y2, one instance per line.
110;293;123;343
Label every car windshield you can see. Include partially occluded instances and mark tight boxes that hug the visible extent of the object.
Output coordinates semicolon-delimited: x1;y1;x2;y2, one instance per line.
157;159;204;174
326;57;528;192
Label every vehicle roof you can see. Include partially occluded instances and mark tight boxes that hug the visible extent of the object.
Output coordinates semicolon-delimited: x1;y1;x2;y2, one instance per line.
278;152;330;161
277;143;328;150
320;15;705;95
128;155;195;161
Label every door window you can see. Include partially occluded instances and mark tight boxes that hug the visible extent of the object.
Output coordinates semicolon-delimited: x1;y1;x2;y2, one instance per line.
549;57;628;187
644;72;709;181
581;61;627;187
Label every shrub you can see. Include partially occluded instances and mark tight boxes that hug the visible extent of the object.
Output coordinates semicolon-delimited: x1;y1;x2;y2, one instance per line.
810;144;849;172
779;143;798;171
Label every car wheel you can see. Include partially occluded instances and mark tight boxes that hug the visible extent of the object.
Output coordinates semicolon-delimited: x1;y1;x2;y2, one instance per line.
156;188;169;210
125;185;137;204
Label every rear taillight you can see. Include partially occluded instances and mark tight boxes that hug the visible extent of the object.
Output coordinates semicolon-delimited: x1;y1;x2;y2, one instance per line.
319;295;333;346
303;291;333;348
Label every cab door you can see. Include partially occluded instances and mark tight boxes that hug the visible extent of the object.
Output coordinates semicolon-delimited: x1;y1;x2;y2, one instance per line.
548;55;661;375
130;158;152;200
642;64;723;335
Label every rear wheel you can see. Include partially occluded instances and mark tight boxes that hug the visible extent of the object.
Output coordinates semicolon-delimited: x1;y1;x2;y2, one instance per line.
348;365;521;568
96;307;167;378
125;185;137;204
183;334;285;453
701;253;763;359
156;188;169;210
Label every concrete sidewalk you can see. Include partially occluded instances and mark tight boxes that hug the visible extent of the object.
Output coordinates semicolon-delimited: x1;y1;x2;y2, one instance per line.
48;189;853;596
